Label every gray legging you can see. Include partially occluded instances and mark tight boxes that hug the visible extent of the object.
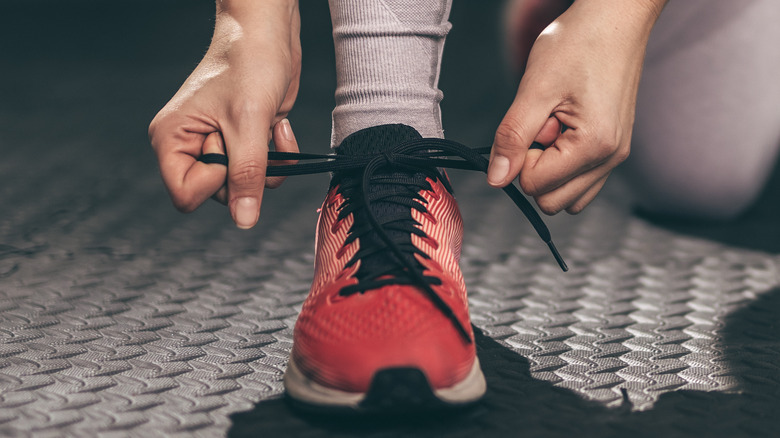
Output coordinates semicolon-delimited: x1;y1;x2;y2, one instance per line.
329;0;780;220
627;0;780;219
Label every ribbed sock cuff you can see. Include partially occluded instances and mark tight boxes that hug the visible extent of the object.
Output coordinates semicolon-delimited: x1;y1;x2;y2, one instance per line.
329;0;452;146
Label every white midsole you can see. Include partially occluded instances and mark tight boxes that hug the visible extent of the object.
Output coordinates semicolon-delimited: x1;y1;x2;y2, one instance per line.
284;357;487;408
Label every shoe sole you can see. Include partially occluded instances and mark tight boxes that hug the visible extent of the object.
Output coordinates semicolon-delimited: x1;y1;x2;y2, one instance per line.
284;357;486;414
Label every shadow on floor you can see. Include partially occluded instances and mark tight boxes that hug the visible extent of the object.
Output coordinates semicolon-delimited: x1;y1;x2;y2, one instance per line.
228;288;780;438
637;158;780;254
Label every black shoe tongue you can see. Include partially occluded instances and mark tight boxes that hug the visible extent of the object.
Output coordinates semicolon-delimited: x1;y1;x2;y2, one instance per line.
335;124;422;156
331;124;428;286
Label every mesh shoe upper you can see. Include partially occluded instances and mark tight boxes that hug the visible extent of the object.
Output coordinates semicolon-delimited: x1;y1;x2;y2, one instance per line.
197;122;567;400
291;125;476;393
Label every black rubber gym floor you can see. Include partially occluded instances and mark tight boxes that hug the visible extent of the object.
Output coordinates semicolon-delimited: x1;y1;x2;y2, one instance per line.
1;1;778;437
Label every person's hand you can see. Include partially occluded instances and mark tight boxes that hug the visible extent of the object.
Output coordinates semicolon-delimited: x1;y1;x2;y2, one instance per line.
149;0;301;229
489;0;667;214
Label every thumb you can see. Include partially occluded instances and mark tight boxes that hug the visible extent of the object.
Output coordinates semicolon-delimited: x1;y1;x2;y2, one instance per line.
222;113;271;230
488;85;554;187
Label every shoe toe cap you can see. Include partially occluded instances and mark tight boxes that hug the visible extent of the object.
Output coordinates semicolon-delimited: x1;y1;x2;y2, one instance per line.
292;286;475;393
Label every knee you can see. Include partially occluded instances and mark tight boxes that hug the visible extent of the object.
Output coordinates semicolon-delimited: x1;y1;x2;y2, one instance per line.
626;162;768;221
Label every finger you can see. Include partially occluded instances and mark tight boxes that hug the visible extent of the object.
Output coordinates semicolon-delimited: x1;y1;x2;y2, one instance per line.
535;116;562;147
565;174;609;214
518;116;562;193
212;186;228;205
519;128;618;197
532;164;611;215
152;126;227;213
203;130;226;155
203;132;228;205
488;78;556;188
222;111;272;229
266;118;299;189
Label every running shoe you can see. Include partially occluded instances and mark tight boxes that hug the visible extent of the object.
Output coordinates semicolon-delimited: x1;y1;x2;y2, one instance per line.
284;125;485;412
198;123;567;412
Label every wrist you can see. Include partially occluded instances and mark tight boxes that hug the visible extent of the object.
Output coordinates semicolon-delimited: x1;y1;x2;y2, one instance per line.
570;0;667;30
635;0;669;22
217;0;297;17
213;0;298;45
556;0;667;50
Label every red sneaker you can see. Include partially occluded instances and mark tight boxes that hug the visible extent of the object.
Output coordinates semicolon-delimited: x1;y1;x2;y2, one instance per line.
284;125;486;411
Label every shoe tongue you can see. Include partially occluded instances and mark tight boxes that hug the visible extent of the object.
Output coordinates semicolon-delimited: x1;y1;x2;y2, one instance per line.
331;124;429;285
335;124;422;156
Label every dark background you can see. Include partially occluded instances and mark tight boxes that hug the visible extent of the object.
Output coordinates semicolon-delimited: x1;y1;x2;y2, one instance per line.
1;1;778;436
2;0;776;253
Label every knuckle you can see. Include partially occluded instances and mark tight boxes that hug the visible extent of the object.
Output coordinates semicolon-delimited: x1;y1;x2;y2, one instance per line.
148;106;172;144
566;203;586;215
494;120;528;153
613;144;631;164
519;174;540;196
535;197;562;216
170;191;198;214
148;118;163;148
229;160;266;187
148;120;158;141
583;124;619;160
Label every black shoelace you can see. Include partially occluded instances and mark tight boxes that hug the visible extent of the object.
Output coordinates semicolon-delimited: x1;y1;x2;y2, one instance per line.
200;138;567;343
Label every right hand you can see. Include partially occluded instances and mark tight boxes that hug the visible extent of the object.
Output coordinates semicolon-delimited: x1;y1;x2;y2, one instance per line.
149;0;301;229
489;0;665;215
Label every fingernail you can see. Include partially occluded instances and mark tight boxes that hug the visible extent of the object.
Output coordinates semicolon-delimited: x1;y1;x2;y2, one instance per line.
280;118;294;142
234;197;259;229
487;154;510;186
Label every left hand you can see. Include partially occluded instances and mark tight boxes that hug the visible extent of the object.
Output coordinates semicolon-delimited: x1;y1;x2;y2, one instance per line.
488;0;667;214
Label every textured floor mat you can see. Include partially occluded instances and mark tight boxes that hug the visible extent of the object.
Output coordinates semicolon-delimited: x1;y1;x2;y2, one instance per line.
1;169;779;436
1;1;779;436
